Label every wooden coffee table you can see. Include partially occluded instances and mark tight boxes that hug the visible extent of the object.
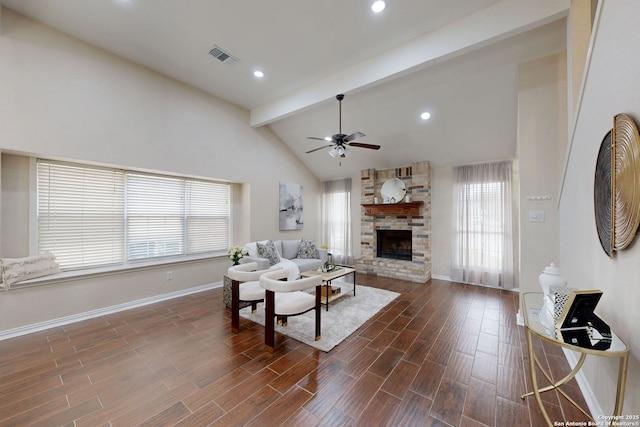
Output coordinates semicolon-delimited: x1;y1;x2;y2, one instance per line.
300;266;356;311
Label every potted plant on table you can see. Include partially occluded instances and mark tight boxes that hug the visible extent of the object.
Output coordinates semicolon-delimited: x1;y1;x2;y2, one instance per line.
227;245;246;265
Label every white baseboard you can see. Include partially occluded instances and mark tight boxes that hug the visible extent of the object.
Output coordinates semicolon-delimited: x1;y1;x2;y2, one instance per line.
516;310;524;326
431;274;452;281
0;281;223;341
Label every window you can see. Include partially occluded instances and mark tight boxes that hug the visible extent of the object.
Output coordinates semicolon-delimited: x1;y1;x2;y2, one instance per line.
37;160;230;270
451;161;518;288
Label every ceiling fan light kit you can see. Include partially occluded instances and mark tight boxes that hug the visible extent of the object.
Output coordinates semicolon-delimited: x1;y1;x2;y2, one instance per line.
306;94;380;164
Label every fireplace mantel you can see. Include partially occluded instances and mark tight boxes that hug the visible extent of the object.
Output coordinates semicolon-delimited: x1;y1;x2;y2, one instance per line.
362;201;423;216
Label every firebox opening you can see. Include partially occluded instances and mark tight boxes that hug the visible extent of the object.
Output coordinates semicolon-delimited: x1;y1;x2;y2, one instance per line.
376;229;412;261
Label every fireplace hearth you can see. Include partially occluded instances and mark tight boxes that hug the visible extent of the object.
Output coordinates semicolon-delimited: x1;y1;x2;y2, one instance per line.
376;229;412;261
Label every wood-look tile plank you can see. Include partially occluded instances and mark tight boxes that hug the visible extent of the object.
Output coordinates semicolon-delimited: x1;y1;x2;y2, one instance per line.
280;407;321;427
317;408;355;427
246;385;313;427
402;337;434;365
109;382;197;427
380;359;420;399
213;367;278;411
296;356;344;394
463;377;497;426
339;346;380;379
389;327;419;352
477;331;499;356
0;396;68;427
209;385;281;427
471;350;498;384
497;363;527;405
303;370;357;418
427;338;454;366
495;396;530;427
444;351;474;384
410;359;446;400
182;366;250;411
367;328;399;352
367;347;404;379
385;390;433;426
353;390;401;427
173;401;225;427
456;331;480;355
334;371;385;419
357;320;387;340
429;376;468;426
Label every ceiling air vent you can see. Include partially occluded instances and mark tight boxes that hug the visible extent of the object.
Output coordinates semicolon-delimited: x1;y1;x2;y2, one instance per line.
208;45;240;65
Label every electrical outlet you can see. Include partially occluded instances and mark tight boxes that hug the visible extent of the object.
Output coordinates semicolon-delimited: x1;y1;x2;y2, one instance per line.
446;259;452;267
166;271;173;281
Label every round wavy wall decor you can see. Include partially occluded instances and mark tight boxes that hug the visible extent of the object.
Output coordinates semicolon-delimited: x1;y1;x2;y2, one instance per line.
594;130;613;256
594;113;640;257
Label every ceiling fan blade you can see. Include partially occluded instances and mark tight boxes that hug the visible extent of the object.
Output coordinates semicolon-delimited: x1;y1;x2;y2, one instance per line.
348;142;381;150
344;131;365;142
306;144;334;154
307;136;328;141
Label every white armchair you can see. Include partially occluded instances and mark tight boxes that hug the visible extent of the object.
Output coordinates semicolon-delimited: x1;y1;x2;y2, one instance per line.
227;262;281;334
259;268;322;352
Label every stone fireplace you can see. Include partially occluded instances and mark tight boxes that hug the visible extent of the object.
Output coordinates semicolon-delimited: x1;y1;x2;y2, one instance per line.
354;161;431;283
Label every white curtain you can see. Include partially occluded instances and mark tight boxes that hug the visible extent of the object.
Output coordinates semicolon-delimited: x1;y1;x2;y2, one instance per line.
451;161;518;288
321;178;353;266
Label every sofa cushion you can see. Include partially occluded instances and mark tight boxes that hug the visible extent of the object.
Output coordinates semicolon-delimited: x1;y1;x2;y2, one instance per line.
290;257;324;272
281;239;301;260
257;240;280;266
297;239;319;259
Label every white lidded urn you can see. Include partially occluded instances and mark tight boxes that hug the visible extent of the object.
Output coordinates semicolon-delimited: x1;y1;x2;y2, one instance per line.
538;262;567;295
538;262;567;330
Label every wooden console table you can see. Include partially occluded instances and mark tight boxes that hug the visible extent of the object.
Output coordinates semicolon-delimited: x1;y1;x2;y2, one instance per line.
521;293;629;426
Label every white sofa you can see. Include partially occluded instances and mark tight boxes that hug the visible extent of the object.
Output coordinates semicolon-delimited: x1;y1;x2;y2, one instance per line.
241;239;327;278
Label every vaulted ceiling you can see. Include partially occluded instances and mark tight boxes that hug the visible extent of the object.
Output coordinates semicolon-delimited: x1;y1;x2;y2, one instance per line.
0;0;569;179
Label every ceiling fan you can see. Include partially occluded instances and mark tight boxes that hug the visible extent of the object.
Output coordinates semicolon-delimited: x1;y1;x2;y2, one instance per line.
306;94;381;160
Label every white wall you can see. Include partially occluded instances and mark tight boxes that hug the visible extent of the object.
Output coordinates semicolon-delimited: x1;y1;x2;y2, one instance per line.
431;166;453;279
518;52;568;295
0;8;319;333
560;0;640;416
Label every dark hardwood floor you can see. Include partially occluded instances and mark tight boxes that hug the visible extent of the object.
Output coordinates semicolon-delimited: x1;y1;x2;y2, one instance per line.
0;275;591;426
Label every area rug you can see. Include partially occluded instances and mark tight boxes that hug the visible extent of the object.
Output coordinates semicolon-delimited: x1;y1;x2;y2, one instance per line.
239;285;400;352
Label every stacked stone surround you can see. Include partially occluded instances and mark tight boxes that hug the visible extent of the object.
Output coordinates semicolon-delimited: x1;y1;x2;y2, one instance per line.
354;161;431;283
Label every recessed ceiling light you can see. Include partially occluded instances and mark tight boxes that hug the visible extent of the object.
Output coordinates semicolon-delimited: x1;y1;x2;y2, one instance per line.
253;70;264;78
420;112;431;120
371;1;386;13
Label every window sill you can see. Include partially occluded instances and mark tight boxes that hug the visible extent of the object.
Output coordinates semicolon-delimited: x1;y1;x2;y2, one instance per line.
4;253;227;290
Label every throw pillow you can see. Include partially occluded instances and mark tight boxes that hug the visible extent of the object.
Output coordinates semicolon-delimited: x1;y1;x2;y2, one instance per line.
257;240;280;266
297;239;319;259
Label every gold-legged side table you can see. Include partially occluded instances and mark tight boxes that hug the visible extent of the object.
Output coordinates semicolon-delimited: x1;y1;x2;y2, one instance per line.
521;293;629;427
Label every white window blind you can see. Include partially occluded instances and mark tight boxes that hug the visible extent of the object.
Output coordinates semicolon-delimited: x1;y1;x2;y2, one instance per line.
186;180;230;254
126;173;185;261
37;160;231;270
38;161;125;270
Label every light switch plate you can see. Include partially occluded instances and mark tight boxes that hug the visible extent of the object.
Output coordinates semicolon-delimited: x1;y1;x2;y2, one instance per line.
529;210;545;222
